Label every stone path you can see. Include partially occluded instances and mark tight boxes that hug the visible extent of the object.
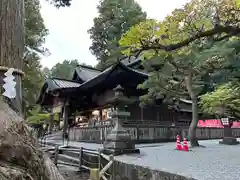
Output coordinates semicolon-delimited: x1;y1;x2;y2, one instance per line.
44;138;240;180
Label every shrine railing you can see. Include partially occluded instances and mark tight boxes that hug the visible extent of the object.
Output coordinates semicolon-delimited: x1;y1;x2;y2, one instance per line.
69;124;240;144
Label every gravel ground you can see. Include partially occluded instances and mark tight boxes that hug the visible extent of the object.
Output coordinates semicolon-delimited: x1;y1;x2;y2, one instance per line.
58;165;89;180
45;138;240;180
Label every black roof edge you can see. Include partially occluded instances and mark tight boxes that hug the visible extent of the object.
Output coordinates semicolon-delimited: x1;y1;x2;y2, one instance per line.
76;64;101;72
77;61;148;90
49;77;79;83
36;78;81;104
77;62;120;88
127;59;142;67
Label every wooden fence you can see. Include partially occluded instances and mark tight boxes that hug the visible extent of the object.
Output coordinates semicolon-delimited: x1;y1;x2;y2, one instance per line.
69;125;240;143
53;145;114;180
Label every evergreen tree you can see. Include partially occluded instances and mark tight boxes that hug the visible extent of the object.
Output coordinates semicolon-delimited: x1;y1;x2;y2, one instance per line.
88;0;146;69
23;0;48;116
50;59;79;79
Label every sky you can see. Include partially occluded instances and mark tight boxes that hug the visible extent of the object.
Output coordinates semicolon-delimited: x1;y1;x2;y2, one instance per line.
40;0;189;69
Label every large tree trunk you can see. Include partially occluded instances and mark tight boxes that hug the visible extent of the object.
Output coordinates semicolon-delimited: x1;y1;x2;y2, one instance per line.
185;74;200;147
0;0;25;114
188;97;199;147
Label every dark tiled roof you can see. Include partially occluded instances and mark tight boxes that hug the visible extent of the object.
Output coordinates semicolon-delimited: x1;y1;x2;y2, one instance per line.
48;78;81;90
73;57;141;83
74;65;101;82
77;62;148;91
37;62;148;105
36;78;81;105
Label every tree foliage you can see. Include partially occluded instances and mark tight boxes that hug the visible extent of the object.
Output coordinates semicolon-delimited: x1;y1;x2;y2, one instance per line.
50;60;78;79
120;0;240;55
139;41;233;101
200;83;240;119
119;0;240;146
88;0;146;69
26;106;50;125
23;0;48;115
236;0;240;7
46;60;94;80
23;0;76;114
47;0;71;7
26;105;60;126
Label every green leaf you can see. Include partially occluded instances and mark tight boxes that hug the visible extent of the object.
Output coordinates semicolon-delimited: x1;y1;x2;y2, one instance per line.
236;0;240;7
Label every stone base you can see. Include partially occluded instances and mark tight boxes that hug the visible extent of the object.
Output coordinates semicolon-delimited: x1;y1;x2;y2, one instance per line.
219;137;239;145
103;139;139;155
102;148;140;156
104;140;135;149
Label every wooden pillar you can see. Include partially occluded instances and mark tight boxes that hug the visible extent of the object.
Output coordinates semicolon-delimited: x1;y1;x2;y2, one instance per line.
63;100;69;145
49;112;54;134
140;106;144;121
99;109;103;142
99;109;103;123
157;107;160;121
57;112;61;130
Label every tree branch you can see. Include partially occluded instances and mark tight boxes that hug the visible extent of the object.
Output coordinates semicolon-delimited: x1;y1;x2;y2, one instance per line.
133;25;240;54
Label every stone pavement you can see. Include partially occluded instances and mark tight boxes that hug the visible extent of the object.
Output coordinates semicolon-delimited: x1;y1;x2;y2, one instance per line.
44;138;240;180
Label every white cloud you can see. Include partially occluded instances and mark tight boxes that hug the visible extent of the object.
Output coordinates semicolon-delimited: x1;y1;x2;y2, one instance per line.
40;0;189;69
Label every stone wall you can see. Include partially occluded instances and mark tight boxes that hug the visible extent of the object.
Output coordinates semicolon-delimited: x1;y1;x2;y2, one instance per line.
112;161;196;180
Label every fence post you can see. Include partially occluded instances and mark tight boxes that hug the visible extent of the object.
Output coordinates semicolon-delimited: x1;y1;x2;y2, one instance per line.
90;169;99;180
98;149;101;171
40;136;43;147
73;128;76;141
44;135;46;147
78;147;83;172
136;126;140;141
110;154;114;180
54;145;59;167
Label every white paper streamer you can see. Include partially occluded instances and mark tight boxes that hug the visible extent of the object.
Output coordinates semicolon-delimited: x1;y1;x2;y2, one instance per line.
2;68;16;99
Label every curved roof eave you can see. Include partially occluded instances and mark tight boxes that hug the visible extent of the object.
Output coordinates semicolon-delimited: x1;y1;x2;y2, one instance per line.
36;78;81;105
76;62;148;91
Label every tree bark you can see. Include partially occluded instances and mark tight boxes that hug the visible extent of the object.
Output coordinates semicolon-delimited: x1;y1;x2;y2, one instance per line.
185;74;200;147
0;0;24;114
0;100;66;180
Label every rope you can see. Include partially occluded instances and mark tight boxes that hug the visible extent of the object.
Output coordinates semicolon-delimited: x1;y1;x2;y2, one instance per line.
0;66;24;77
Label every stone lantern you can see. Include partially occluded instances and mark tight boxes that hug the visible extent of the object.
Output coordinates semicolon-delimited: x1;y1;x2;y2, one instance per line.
219;117;239;145
215;106;239;145
103;85;140;155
